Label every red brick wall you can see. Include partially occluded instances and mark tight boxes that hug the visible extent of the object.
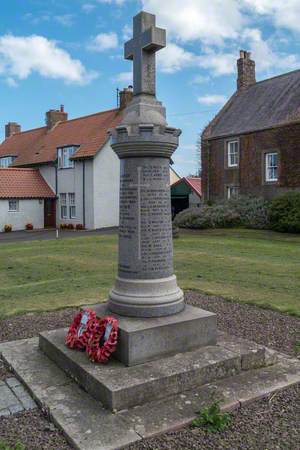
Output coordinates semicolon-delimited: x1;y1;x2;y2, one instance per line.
202;123;300;202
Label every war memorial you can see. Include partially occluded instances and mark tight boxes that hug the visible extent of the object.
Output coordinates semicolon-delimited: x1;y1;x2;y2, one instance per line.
0;10;300;450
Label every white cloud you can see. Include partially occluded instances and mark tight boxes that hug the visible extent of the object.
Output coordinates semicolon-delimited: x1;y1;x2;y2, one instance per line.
198;94;227;105
0;34;97;85
243;0;300;34
190;74;210;84
122;24;132;41
157;43;195;73
112;71;132;84
82;3;96;13
54;15;74;27
243;28;300;73
5;77;18;87
88;32;118;52
142;0;245;45
198;50;236;75
97;0;125;5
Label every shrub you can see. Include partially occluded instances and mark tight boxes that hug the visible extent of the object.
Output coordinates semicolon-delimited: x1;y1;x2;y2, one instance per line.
4;224;12;233
25;223;33;230
269;191;300;233
60;223;67;229
76;224;85;230
174;195;271;231
67;223;74;230
174;206;240;230
172;224;180;238
228;195;270;230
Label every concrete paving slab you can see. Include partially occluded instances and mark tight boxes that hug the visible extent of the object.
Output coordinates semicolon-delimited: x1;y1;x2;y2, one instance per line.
1;336;300;450
6;377;21;388
0;385;19;409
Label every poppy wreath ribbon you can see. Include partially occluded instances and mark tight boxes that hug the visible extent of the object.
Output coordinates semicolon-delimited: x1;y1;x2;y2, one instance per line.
65;308;97;350
86;316;119;364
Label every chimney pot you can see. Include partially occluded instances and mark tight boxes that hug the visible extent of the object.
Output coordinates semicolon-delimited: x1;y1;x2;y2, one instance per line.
237;49;256;91
46;106;68;130
5;122;21;139
119;86;134;110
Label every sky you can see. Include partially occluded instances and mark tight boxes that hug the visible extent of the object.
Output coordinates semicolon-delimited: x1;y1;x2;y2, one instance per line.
1;1;300;176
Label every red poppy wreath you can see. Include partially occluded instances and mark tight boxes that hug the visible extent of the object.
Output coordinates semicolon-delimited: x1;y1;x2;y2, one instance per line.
65;308;96;350
86;316;119;364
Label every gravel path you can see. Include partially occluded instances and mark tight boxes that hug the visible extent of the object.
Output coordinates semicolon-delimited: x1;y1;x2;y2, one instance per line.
0;292;299;450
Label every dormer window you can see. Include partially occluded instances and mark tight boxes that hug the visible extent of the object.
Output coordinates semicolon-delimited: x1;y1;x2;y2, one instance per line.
227;141;239;167
57;146;77;169
0;156;15;167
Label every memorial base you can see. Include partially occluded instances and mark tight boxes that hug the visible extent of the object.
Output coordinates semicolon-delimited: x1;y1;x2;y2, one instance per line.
91;303;216;366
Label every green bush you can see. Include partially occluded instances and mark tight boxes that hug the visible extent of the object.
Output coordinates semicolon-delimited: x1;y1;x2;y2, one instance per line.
228;195;270;230
269;191;300;233
174;206;240;229
173;195;271;231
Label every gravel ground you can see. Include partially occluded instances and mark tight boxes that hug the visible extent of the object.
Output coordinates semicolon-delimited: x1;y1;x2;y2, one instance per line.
129;384;300;450
0;292;299;450
0;410;70;450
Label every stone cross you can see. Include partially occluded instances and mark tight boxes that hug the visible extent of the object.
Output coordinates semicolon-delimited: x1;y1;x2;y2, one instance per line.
124;11;166;96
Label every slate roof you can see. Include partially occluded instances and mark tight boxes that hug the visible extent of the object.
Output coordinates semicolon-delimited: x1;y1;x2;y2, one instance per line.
0;168;56;198
204;69;300;140
0;108;123;166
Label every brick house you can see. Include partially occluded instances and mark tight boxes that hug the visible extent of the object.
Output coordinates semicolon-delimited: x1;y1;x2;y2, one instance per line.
201;50;300;202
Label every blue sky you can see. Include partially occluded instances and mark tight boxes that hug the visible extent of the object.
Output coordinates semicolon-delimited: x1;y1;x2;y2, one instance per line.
1;1;300;175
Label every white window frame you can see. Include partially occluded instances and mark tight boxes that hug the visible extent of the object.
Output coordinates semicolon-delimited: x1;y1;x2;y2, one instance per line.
0;156;14;168
227;186;239;199
8;199;19;212
57;147;76;169
68;193;76;219
227;141;239;168
60;193;68;219
265;152;278;182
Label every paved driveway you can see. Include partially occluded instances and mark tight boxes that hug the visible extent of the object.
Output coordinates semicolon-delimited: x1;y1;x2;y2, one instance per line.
0;227;118;243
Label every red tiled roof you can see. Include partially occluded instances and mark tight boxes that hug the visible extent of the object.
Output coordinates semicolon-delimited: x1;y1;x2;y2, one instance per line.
0;168;55;198
0;108;123;166
172;176;202;197
186;177;202;197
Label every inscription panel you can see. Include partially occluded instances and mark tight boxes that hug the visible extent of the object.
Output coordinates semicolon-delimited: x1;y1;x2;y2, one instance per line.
118;157;173;280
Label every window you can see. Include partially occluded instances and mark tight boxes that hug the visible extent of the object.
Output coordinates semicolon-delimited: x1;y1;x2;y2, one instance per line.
8;199;19;211
57;147;76;169
0;156;14;167
69;193;76;218
60;193;67;218
265;152;278;182
227;186;239;199
227;141;239;167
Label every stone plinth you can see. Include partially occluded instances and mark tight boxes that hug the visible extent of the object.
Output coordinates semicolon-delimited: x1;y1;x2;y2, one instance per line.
92;303;216;365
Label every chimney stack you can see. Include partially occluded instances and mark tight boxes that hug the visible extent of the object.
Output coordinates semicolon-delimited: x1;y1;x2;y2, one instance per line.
119;86;133;110
5;122;21;139
237;50;256;91
46;106;68;130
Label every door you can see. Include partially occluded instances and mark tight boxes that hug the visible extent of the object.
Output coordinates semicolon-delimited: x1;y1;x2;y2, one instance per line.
44;199;56;228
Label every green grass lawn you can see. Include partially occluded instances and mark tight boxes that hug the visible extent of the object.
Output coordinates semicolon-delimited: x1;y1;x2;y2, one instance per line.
0;228;299;319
